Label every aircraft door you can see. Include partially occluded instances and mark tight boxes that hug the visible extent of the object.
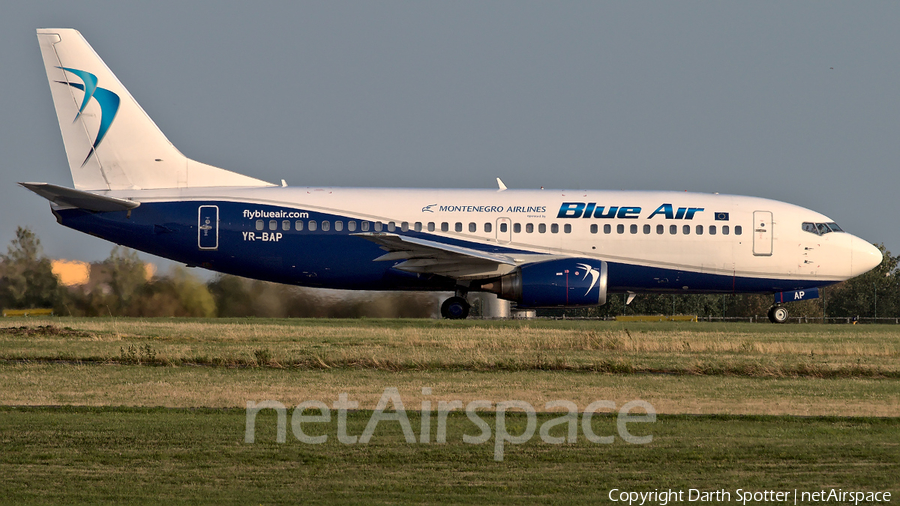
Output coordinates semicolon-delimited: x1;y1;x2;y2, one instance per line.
753;211;773;256
198;205;219;250
496;217;512;244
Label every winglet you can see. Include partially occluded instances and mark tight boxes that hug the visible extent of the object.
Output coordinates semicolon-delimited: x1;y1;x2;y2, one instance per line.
496;178;507;191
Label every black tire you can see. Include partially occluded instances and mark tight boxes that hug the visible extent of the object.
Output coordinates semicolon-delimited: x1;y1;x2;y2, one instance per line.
441;296;470;319
768;305;788;324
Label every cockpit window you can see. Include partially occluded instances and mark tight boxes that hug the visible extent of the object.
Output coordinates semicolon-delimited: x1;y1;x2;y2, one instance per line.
803;221;844;236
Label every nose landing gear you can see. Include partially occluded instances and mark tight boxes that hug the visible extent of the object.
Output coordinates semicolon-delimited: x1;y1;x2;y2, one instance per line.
767;304;789;323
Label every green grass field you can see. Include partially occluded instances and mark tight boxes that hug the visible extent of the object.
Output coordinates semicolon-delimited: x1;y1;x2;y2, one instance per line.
0;318;897;504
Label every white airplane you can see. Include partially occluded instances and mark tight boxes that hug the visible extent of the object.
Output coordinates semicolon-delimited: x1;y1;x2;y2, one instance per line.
24;29;883;322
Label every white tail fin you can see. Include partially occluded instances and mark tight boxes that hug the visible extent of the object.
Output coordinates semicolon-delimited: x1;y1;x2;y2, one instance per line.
36;29;273;191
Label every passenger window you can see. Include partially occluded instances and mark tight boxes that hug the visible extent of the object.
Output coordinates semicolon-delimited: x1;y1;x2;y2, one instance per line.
282;220;291;231
617;224;624;234
551;224;559;234
604;224;611;234
683;225;690;235
657;224;664;235
335;221;343;231
484;223;492;233
308;220;317;231
374;221;383;232
428;222;435;232
630;224;638;234
256;220;264;231
709;225;716;235
722;225;730;235
590;224;598;234
414;222;422;232
469;223;476;233
401;222;409;232
348;221;356;232
322;220;330;231
269;220;277;231
670;225;677;235
295;220;304;231
500;223;507;233
564;224;572;233
526;223;534;233
696;224;703;235
539;224;547;233
441;222;449;232
455;223;463;232
643;224;651;234
735;225;742;235
388;222;396;232
513;223;521;233
361;221;370;232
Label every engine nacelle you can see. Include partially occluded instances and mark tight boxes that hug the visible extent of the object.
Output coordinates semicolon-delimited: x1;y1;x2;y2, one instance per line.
481;258;608;308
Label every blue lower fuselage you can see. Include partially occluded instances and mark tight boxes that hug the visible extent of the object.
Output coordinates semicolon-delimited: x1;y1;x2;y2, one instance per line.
55;200;838;295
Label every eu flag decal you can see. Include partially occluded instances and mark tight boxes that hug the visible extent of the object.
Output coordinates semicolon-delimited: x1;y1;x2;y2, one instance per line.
714;212;729;221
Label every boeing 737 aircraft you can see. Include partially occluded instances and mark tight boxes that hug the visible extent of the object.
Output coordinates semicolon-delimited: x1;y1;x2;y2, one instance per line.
23;29;883;321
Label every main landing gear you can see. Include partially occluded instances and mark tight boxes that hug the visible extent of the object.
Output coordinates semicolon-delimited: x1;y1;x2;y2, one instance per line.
441;287;471;319
767;304;789;324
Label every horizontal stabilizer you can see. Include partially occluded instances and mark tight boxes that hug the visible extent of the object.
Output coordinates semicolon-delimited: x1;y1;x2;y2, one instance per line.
19;182;139;212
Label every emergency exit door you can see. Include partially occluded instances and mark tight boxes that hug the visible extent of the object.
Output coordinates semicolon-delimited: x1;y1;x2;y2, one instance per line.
198;205;219;250
753;211;772;256
496;217;512;244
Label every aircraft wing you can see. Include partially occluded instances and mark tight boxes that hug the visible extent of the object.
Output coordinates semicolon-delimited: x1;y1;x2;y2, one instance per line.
20;182;140;212
354;232;518;279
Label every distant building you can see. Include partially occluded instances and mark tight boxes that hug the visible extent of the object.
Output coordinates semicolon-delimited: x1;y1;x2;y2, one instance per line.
51;259;156;291
50;260;90;286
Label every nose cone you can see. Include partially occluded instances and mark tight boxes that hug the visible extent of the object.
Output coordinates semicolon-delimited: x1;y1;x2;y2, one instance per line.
850;238;883;277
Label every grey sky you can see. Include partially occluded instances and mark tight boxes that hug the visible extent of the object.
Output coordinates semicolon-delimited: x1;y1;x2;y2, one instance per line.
2;1;898;270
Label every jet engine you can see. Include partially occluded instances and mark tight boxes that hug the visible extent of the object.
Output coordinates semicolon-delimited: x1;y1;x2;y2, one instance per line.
481;258;608;308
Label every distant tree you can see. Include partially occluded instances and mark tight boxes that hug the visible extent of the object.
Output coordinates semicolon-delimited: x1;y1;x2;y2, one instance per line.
59;246;217;317
123;266;216;317
208;274;256;317
169;267;216;317
545;291;828;320
208;273;436;318
826;244;900;318
0;227;62;310
104;246;148;314
208;275;292;317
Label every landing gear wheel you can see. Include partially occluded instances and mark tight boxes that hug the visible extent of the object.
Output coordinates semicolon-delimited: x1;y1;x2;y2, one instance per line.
441;296;470;320
767;305;789;324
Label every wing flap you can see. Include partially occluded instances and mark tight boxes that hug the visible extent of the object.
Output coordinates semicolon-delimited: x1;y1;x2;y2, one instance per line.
354;232;518;279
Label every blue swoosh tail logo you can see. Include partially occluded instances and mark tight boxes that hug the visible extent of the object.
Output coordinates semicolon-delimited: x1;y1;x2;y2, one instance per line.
56;67;120;166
